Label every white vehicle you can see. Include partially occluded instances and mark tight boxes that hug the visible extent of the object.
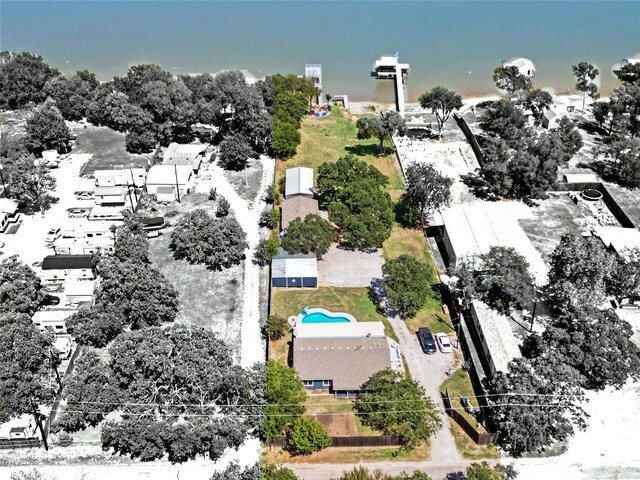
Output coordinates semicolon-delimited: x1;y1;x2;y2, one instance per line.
436;332;453;353
45;227;61;243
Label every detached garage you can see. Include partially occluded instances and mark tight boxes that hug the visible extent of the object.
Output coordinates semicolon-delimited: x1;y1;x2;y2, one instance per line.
272;249;318;288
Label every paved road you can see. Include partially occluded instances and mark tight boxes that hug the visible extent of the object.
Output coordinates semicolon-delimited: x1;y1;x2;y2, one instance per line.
386;314;460;463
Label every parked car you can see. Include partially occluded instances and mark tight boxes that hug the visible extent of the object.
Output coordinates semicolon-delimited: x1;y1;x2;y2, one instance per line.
42;294;61;306
74;191;94;200
436;332;453;353
417;327;437;354
67;207;91;218
45;228;61;243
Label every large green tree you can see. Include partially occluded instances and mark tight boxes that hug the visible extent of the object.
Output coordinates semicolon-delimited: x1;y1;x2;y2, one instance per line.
281;214;335;257
599;137;640;188
170;209;248;270
218;133;255;171
355;369;441;448
486;355;586;457
286;417;331;456
9;155;57;212
65;308;123;348
382;255;433;318
524;89;553;124
544;308;640;391
264;360;306;439
24;100;72;155
0;255;45;315
493;65;532;97
317;156;394;249
480;99;529;148
43;70;99;121
0;51;59;109
355;111;407;152
60;325;262;463
0;322;55;423
419;86;463;139
405;162;453;219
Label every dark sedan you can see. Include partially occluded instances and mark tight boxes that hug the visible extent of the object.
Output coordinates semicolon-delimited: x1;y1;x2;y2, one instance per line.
418;327;437;354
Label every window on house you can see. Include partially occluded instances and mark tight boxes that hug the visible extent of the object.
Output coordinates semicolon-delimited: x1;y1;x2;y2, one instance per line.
303;380;313;387
322;380;331;387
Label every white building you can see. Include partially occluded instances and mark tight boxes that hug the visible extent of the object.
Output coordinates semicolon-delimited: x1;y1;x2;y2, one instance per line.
53;235;115;255
41;255;95;283
94;185;131;207
503;57;536;78
373;55;410;113
0;198;20;233
162;143;208;173
285;167;314;200
63;279;96;305
146;165;194;201
94;168;146;188
0;415;37;440
61;222;114;240
271;249;318;288
32;310;76;334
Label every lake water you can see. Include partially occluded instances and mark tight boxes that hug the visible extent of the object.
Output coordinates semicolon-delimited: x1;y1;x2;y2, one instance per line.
2;1;639;101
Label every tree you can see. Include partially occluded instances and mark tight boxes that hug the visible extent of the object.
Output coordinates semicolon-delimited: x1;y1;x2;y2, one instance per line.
477;247;536;315
210;463;260;480
317;156;394;249
419;86;463;139
493;65;532;97
0;51;59;109
218;134;255;171
599;137;640;188
24;100;72;155
405;163;453;219
572;62;599;111
62;325;261;462
95;258;179;329
253;237;280;266
216;196;231;218
524;89;553;124
355;369;441;448
544;308;640;391
281;214;335;257
272;120;301;158
261;463;299;480
264;360;306;439
550;117;583;161
265;314;289;340
382;255;433;318
8;155;57;212
286;417;331;455
43;70;99;121
545;233;615;312
615;62;640;85
466;462;518;480
170;209;248;270
66;308;123;348
113;214;150;264
607;248;640;303
480;99;529;147
486;355;585;457
356;111;407;152
274;91;309;123
0;255;45;315
0;322;55;422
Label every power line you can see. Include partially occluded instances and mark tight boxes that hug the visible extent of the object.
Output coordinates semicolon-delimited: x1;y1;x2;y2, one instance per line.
63;391;586;409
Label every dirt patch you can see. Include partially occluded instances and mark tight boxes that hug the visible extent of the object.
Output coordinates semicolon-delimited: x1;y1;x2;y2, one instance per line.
308;118;337;126
311;413;357;436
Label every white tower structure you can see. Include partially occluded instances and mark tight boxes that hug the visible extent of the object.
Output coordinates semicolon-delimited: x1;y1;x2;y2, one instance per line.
502;57;536;78
304;64;324;105
373;54;410;114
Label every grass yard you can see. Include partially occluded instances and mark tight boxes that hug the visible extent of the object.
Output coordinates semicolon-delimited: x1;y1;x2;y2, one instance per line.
265;442;430;464
277;107;405;200
73;126;153;176
449;423;500;460
222;157;264;203
440;369;487;434
270;287;397;342
146;194;244;359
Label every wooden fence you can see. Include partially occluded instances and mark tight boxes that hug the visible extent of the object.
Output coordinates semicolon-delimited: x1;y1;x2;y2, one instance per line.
265;434;402;449
441;390;497;446
0;437;41;450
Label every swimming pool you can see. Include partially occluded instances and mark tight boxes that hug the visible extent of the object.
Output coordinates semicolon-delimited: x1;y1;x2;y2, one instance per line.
301;312;351;324
297;307;357;324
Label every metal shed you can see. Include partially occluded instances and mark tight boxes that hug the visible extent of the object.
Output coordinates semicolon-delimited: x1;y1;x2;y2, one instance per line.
271;249;318;288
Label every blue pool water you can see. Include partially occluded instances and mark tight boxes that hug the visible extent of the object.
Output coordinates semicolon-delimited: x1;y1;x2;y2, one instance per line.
301;312;350;324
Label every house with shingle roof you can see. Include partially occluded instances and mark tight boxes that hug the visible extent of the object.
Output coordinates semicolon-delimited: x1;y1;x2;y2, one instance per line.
281;196;320;230
162;143;207;173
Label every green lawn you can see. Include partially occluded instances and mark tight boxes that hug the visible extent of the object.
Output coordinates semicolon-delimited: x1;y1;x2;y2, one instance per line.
271;287;397;341
277;107;405;200
440;369;487;435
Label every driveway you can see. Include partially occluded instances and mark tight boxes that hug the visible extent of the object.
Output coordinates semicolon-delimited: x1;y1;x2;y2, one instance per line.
318;245;383;287
387;314;461;462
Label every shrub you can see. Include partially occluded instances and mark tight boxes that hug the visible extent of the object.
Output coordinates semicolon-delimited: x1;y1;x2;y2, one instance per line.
266;314;289;340
216;196;231;218
54;431;74;447
209;188;217;201
218;133;254;170
253;237;280;266
259;207;274;228
286;417;331;455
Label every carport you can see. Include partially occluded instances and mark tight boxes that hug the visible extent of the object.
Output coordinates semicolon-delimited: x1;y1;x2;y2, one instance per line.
271;249;318;288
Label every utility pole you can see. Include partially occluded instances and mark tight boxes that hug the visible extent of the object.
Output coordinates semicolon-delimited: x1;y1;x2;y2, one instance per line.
174;164;181;203
0;164;6;198
50;350;62;392
129;165;139;203
30;398;48;451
